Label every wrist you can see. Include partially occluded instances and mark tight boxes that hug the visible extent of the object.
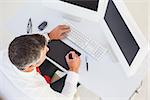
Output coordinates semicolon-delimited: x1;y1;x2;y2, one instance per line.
42;32;51;41
47;32;52;40
69;67;79;73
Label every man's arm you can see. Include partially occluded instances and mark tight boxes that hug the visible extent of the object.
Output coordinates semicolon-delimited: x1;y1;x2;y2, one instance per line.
61;51;80;98
61;71;79;97
46;25;80;99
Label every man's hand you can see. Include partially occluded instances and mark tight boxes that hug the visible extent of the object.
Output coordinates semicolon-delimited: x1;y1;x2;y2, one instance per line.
48;25;70;40
65;51;80;73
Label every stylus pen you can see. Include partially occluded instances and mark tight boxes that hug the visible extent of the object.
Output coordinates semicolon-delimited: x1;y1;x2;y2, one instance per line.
27;18;32;34
85;56;88;71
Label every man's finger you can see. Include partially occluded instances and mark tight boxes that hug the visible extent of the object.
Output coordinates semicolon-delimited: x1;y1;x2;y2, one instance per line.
59;29;71;38
63;28;71;33
59;34;68;39
71;52;78;59
59;36;65;40
61;34;69;39
59;25;70;29
65;53;70;62
74;53;79;58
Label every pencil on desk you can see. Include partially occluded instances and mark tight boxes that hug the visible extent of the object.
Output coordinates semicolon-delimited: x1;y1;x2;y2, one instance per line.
85;56;88;71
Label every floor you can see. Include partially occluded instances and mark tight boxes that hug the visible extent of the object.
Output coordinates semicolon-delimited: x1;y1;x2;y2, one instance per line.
0;0;149;100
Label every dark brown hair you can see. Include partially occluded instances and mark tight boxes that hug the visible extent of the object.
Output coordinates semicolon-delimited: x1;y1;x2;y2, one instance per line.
8;34;47;70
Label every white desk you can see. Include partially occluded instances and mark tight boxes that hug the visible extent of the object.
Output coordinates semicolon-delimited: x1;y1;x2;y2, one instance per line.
5;3;147;100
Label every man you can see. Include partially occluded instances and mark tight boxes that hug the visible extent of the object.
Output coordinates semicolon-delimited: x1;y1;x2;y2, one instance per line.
0;25;80;100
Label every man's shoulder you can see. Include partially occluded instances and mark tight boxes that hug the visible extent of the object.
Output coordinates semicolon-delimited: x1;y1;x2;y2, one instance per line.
0;49;8;63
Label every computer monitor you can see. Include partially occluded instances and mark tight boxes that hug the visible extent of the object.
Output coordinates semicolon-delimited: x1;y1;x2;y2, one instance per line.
42;0;102;22
101;0;147;76
42;0;147;76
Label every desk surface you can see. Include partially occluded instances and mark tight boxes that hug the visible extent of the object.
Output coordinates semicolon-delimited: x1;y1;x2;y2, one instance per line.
5;3;147;100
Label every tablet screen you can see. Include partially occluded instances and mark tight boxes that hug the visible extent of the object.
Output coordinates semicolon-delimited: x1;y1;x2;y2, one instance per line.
47;40;81;70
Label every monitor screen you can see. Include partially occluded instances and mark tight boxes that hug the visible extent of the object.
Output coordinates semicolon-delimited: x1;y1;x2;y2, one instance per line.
104;0;140;66
60;0;99;11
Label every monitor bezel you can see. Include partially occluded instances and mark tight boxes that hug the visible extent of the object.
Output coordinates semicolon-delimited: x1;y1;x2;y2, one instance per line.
42;0;103;22
101;0;147;76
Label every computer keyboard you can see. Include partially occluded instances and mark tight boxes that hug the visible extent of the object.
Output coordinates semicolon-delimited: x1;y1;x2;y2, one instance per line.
63;20;107;60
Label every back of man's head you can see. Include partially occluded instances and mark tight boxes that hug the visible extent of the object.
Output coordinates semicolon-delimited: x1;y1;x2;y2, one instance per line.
8;34;46;70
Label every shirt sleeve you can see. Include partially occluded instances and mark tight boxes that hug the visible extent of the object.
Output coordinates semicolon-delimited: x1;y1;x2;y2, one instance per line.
42;32;51;41
61;71;79;99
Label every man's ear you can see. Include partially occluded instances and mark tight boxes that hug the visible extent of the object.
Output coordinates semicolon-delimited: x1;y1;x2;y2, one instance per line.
23;64;36;72
30;64;37;68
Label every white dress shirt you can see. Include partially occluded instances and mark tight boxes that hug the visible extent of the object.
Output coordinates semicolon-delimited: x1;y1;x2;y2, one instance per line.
0;49;79;100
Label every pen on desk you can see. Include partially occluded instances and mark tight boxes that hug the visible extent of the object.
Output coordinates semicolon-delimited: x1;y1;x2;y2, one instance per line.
85;56;88;71
27;18;32;34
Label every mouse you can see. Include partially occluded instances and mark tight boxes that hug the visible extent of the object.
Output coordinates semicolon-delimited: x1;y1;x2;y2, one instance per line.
38;21;47;31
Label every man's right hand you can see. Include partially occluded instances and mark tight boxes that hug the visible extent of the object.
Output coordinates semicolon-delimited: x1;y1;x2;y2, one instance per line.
48;25;70;40
65;51;80;73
